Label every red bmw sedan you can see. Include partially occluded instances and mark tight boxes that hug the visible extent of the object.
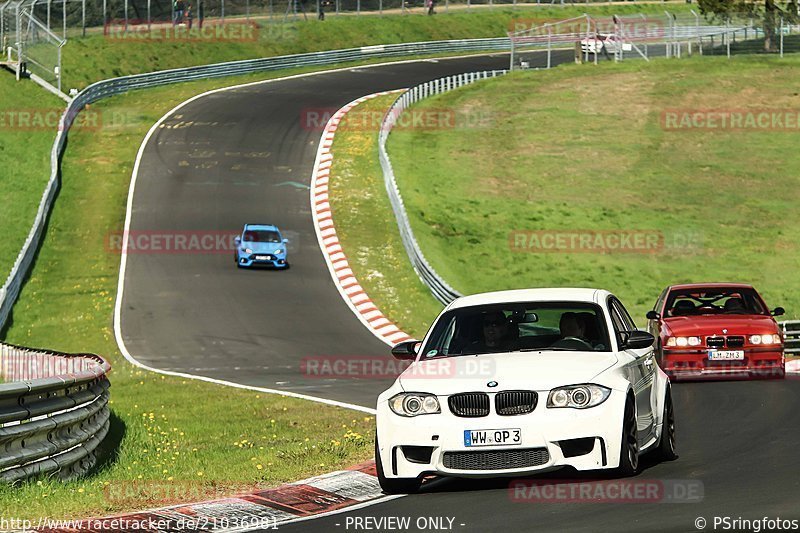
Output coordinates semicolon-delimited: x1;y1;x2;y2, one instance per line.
646;283;785;380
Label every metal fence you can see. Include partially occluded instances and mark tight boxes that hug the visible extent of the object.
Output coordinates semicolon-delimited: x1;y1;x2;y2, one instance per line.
0;0;684;44
378;72;509;304
781;321;800;355
509;11;800;68
0;342;111;483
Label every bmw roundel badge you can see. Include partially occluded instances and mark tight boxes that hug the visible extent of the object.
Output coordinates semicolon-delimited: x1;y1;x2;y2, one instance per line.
487;381;498;388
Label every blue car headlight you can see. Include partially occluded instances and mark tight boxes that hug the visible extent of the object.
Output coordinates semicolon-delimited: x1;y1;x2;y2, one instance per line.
274;249;284;255
243;248;253;254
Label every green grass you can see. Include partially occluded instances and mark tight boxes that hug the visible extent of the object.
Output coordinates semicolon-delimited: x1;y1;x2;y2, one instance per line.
328;93;443;339
61;4;692;90
386;55;800;321
0;69;389;520
0;77;63;285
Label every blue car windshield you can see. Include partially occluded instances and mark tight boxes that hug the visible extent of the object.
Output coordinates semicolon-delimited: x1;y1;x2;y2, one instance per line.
243;230;281;243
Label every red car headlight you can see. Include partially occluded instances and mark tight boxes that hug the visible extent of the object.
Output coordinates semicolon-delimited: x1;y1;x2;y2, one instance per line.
749;334;781;345
666;336;701;347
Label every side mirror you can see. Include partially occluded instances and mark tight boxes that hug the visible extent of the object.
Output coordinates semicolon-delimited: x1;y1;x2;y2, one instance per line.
771;307;785;317
646;310;660;320
621;330;655;351
234;236;241;246
391;340;420;361
283;238;289;243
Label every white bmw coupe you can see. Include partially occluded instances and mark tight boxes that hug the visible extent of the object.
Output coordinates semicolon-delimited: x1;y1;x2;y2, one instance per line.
375;288;677;494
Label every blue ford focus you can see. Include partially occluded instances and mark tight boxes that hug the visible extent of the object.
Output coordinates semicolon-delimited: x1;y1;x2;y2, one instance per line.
234;224;289;269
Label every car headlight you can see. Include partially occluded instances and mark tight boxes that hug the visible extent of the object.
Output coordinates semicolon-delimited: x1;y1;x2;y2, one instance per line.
274;249;283;255
666;336;701;347
750;334;781;345
547;384;611;409
243;248;253;254
389;393;440;417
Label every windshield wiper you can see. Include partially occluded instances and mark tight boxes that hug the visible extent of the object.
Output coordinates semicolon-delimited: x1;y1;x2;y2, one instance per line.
519;347;574;352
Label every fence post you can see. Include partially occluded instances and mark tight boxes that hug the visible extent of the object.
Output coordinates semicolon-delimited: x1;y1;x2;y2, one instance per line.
47;0;51;31
147;0;151;30
62;0;66;38
547;26;552;68
82;0;86;36
379;0;382;15
124;0;128;32
726;19;730;58
357;0;360;15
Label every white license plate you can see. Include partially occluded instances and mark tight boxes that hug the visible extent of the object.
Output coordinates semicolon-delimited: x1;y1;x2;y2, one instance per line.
708;350;745;361
255;255;270;260
464;428;521;447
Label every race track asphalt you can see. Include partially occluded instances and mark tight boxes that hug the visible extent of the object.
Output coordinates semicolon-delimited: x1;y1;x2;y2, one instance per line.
119;47;800;531
279;378;800;532
119;50;572;409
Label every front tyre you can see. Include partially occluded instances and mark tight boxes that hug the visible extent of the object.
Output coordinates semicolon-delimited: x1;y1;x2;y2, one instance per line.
614;397;640;477
653;388;677;462
375;436;421;494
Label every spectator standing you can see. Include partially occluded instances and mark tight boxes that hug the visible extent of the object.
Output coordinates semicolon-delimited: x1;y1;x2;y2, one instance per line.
174;0;185;25
198;0;204;28
186;3;194;28
427;0;435;15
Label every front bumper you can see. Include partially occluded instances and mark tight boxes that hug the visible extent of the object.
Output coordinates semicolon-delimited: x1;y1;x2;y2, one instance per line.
662;346;784;380
376;391;626;480
236;252;287;268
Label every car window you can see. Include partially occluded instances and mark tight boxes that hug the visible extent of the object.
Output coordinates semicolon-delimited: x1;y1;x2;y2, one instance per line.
664;288;769;316
421;302;612;356
243;230;281;243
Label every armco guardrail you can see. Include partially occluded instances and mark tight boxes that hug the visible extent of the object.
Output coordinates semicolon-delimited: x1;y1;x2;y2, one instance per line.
0;342;111;483
781;321;800;355
0;37;515;332
378;71;510;305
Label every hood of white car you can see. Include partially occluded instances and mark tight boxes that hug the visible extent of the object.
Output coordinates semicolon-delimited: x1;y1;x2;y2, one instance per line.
397;351;619;395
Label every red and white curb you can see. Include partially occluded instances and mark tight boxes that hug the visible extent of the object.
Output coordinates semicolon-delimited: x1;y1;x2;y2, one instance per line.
310;90;415;348
42;463;386;531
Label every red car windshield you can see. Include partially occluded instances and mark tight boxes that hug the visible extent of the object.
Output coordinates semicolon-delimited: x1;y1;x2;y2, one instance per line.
664;288;768;317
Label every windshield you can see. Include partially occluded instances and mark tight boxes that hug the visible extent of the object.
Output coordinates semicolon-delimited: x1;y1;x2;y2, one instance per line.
664;288;768;317
421;302;611;357
243;230;281;243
